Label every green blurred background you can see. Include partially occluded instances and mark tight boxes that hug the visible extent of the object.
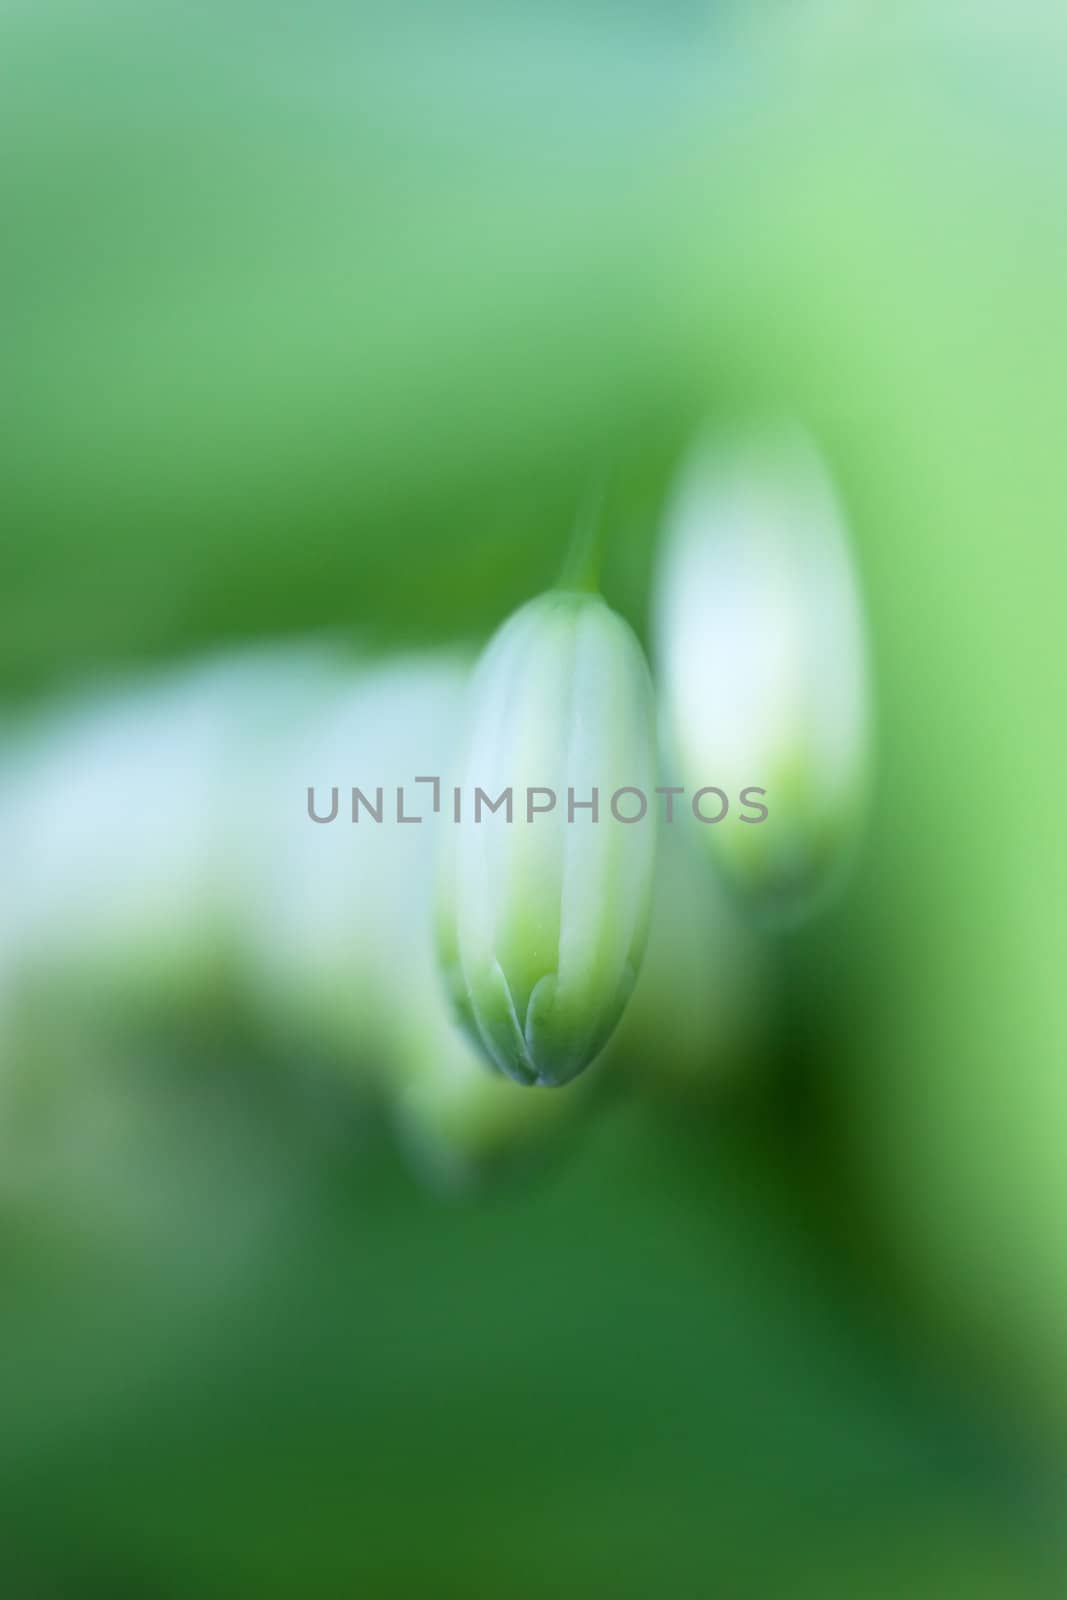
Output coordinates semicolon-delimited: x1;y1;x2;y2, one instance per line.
0;3;1063;1594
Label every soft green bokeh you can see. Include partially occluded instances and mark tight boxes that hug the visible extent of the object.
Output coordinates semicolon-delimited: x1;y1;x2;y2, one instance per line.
0;2;1063;1594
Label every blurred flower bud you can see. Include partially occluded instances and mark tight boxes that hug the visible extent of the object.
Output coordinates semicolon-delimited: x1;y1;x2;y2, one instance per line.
438;590;658;1087
654;429;872;921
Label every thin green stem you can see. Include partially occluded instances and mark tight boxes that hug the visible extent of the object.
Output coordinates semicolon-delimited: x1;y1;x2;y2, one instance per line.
557;474;608;593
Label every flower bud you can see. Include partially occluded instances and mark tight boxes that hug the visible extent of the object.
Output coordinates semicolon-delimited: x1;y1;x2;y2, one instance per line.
438;590;658;1087
655;429;872;920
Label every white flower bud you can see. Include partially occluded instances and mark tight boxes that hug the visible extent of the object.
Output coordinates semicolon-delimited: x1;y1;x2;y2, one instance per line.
438;590;658;1087
655;429;872;919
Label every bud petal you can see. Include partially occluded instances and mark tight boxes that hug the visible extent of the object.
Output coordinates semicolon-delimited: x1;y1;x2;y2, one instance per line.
438;590;658;1086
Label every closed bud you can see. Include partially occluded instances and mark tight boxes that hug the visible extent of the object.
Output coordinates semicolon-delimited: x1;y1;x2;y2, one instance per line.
438;590;658;1086
655;429;872;920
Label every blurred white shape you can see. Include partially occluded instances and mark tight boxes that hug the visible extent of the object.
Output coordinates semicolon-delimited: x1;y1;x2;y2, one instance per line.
241;652;579;1177
242;654;470;1066
0;646;343;1022
0;635;770;1183
654;426;873;921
